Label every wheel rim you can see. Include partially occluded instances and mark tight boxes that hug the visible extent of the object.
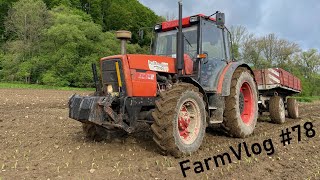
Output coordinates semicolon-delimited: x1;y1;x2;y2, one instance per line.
177;99;201;145
239;82;254;125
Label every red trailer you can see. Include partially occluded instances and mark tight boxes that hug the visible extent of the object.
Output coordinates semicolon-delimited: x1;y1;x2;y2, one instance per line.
253;68;301;123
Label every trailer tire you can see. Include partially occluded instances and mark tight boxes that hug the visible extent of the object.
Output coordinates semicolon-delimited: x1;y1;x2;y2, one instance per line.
269;96;286;124
151;83;206;157
223;67;258;138
82;123;126;141
287;98;299;119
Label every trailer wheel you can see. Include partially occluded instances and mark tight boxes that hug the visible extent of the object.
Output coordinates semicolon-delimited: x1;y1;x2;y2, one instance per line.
82;123;126;141
223;67;258;138
287;98;299;119
151;83;206;157
269;96;286;124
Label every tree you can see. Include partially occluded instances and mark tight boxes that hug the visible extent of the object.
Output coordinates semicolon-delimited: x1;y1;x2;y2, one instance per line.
2;0;49;82
230;25;249;60
5;0;49;44
301;49;320;75
230;25;248;46
282;49;320;96
260;33;278;65
43;0;81;9
38;5;146;87
276;39;300;70
241;34;268;69
0;0;19;42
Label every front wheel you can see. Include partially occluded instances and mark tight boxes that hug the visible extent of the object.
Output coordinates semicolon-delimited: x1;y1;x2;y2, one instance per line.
151;83;206;157
223;67;258;138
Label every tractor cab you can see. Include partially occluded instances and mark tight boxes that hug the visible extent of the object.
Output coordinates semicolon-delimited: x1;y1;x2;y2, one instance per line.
153;14;232;91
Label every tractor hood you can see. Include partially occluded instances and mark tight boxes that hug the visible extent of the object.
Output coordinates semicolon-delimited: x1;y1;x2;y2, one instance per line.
126;54;177;73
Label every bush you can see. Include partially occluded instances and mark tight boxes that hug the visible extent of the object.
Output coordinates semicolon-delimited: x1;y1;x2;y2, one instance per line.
41;71;69;87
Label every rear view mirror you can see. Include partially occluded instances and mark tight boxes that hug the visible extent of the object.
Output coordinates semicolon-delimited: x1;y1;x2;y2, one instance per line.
216;12;225;28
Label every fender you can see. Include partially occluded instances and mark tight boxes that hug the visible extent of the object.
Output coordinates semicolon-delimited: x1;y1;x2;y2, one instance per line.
217;61;255;96
181;77;209;110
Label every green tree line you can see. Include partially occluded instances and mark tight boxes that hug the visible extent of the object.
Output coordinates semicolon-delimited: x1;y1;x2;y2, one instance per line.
0;0;161;87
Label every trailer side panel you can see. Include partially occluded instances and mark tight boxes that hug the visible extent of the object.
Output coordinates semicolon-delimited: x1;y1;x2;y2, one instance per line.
253;68;301;92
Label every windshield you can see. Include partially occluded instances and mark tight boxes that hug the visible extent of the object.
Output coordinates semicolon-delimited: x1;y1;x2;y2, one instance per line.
155;26;198;58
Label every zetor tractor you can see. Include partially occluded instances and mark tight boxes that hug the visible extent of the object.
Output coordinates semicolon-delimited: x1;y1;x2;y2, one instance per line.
68;2;258;157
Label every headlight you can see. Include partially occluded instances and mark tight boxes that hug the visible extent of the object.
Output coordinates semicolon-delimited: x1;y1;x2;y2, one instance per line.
190;16;199;23
154;24;162;31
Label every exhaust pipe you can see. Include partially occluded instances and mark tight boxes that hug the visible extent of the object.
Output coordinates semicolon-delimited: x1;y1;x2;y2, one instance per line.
176;1;184;76
116;30;132;55
91;63;102;95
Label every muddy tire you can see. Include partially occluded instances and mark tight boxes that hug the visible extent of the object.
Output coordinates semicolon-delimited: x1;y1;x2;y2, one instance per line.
269;96;286;124
223;67;258;138
287;98;299;119
82;123;126;141
151;83;206;157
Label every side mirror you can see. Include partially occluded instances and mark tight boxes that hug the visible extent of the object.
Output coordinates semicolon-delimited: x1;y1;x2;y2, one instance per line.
216;12;225;28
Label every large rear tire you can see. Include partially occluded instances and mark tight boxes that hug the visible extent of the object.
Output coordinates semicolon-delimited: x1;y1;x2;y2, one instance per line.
151;83;206;157
223;67;258;138
269;96;286;124
287;98;299;119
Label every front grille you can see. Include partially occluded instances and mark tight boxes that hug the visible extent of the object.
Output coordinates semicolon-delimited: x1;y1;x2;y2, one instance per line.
101;59;124;93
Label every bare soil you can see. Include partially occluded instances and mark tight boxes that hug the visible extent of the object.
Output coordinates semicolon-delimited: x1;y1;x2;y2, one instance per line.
0;88;319;180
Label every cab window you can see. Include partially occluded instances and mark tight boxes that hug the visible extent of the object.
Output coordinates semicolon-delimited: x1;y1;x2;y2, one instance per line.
201;20;225;60
224;29;231;60
155;26;198;58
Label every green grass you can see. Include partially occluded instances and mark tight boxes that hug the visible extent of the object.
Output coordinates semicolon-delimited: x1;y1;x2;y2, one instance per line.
292;96;320;102
0;82;94;91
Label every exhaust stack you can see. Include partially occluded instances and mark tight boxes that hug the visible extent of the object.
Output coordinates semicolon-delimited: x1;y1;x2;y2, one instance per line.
116;30;132;55
176;1;184;76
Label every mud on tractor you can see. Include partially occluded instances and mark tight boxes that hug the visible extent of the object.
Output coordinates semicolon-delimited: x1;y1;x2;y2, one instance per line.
68;2;299;157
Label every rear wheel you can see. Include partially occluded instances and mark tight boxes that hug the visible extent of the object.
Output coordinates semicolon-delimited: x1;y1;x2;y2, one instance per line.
151;83;206;157
223;67;258;138
287;98;299;119
269;96;286;124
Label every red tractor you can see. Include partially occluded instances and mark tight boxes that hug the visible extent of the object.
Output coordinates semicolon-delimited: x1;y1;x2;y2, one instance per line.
69;2;259;157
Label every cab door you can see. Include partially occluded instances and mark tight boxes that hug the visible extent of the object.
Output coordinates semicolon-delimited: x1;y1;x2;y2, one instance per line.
199;19;228;92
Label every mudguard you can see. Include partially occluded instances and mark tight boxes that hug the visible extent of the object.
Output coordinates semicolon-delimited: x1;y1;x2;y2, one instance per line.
181;77;209;109
218;61;254;96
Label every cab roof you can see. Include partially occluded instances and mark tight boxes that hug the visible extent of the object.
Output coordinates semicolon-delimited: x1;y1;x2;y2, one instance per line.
161;14;216;31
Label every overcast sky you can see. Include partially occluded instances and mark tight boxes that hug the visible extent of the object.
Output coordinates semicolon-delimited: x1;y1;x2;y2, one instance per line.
139;0;320;50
